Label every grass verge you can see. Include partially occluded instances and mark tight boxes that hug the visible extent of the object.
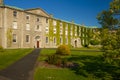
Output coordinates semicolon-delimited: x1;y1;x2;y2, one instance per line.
0;49;33;70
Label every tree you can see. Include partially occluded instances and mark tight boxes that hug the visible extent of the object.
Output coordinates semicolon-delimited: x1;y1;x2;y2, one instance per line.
110;0;120;13
89;29;101;46
97;10;118;29
110;0;120;28
97;0;120;64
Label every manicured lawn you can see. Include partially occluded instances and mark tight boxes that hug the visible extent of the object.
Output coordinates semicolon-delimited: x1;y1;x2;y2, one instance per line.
35;48;103;80
38;49;56;61
34;68;100;80
38;48;102;61
0;49;33;70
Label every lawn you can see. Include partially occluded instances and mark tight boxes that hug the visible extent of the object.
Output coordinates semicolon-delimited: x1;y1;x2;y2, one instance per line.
0;49;33;70
34;68;100;80
35;48;103;80
38;48;102;61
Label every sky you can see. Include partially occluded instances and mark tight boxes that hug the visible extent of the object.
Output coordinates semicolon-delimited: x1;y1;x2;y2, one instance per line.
4;0;112;27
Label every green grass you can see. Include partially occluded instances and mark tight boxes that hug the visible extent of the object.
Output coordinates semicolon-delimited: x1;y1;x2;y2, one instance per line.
35;48;103;80
38;48;103;61
34;68;100;80
0;49;33;70
71;47;101;51
38;49;56;61
71;51;102;56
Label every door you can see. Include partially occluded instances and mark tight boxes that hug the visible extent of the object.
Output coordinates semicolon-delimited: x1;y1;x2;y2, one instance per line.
37;41;39;48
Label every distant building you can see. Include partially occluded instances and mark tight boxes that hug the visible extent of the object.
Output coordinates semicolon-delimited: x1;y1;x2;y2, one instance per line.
0;0;96;48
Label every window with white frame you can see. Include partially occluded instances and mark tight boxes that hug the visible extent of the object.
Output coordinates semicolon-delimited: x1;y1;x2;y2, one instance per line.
60;22;63;27
37;17;40;22
65;24;68;35
60;22;63;34
46;18;48;23
53;37;56;44
26;35;30;43
53;20;57;26
13;34;17;42
13;11;17;18
46;26;49;33
35;25;41;31
75;26;77;36
60;37;62;44
26;23;30;30
13;21;17;29
46;37;49;44
65;31;68;35
26;15;30;20
53;26;56;34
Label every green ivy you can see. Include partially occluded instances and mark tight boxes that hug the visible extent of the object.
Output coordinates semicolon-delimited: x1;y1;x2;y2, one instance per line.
68;23;71;46
56;20;60;45
63;22;66;45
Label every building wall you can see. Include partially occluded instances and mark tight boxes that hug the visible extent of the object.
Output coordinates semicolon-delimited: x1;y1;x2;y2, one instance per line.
0;5;95;49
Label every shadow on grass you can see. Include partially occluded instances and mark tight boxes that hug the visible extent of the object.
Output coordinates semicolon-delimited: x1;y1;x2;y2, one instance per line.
67;55;120;80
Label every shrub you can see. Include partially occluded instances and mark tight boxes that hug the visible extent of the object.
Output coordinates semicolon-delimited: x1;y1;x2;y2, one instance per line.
46;54;62;67
56;45;70;55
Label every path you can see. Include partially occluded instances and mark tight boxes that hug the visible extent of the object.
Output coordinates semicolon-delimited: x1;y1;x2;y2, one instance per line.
0;48;40;80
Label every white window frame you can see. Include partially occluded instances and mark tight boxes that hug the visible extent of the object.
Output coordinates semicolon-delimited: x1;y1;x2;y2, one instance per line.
13;34;17;43
53;20;57;26
53;37;56;44
46;26;49;33
26;15;30;20
46;37;49;44
26;35;30;43
13;21;17;29
26;23;30;30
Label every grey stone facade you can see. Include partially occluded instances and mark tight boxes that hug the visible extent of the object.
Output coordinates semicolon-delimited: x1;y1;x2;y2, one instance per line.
0;0;89;48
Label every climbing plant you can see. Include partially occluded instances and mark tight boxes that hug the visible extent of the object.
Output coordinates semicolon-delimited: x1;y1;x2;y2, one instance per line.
6;28;12;47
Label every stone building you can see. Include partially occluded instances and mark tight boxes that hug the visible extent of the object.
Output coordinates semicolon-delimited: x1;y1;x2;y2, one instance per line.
0;0;95;48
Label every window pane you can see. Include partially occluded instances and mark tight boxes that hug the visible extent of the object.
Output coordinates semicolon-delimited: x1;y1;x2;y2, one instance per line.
26;23;30;30
13;11;17;17
46;37;48;43
26;15;30;20
26;35;29;42
46;18;48;23
13;34;16;42
13;21;17;29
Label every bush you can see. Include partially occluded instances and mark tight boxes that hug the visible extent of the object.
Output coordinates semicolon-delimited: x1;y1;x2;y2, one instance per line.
56;45;70;55
46;54;62;67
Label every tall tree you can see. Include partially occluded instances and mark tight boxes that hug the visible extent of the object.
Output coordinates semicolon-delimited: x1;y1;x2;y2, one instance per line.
97;10;118;29
97;0;120;64
110;0;120;13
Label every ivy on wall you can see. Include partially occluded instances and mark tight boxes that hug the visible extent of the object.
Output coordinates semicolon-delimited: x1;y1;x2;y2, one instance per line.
6;28;12;47
63;22;66;45
56;20;60;45
68;23;71;46
48;18;95;48
49;19;53;41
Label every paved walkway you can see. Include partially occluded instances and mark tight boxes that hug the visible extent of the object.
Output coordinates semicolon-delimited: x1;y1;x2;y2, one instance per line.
0;49;40;80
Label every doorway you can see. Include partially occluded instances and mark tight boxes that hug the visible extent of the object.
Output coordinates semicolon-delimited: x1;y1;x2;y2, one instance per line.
75;40;77;47
37;41;39;48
